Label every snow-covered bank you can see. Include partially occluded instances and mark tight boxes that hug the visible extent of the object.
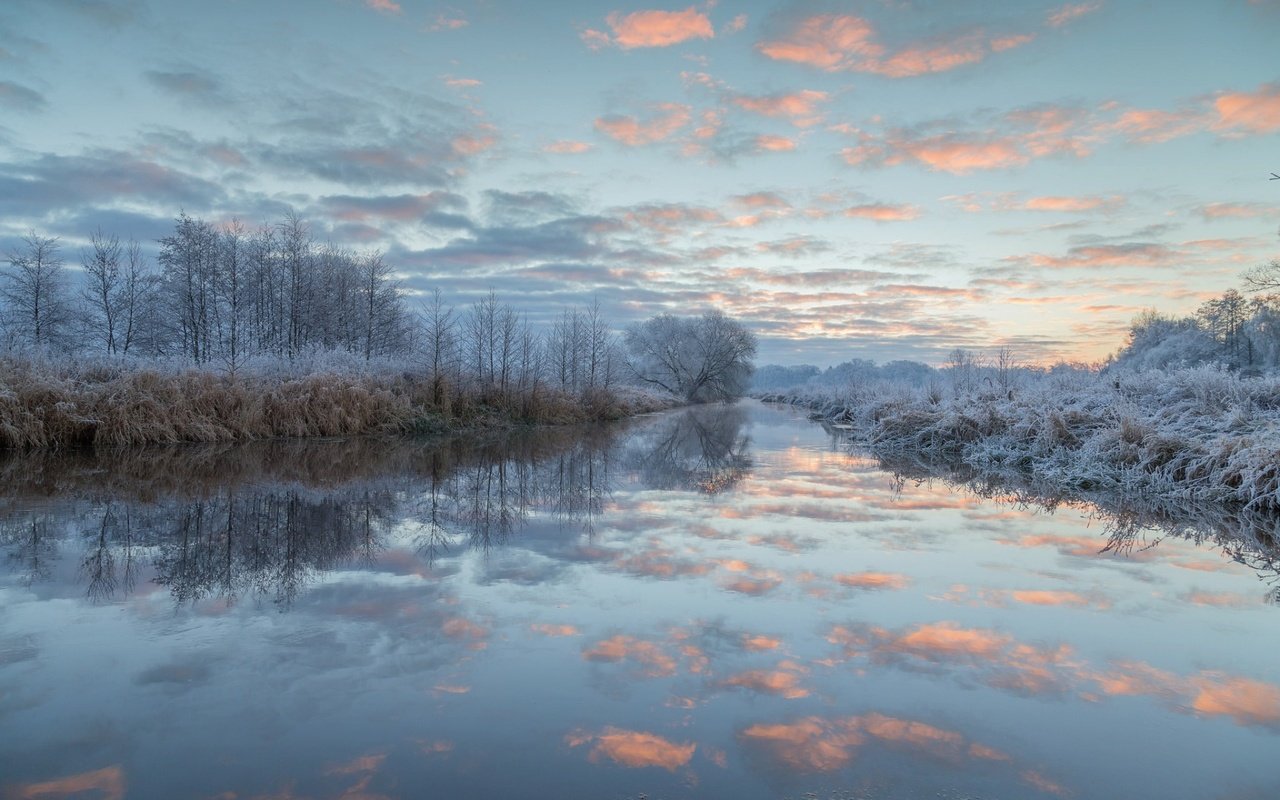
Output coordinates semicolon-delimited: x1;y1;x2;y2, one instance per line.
0;355;677;449
760;366;1280;513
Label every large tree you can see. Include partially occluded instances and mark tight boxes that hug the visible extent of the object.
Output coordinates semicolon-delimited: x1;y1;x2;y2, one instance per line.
624;310;756;403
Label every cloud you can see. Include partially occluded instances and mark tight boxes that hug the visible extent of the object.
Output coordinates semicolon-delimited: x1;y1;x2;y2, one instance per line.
319;191;470;227
756;14;1037;77
1021;195;1124;212
723;14;748;35
1113;108;1206;144
543;140;593;154
1213;82;1280;135
945;193;1126;213
1022;242;1179;269
756;14;880;72
734;192;791;209
586;6;715;49
738;713;1021;776
723;664;811;699
844;203;920;221
427;11;468;31
567;727;697;771
755;134;797;152
451;125;499;156
145;69;225;104
1196;202;1274;220
530;623;580;637
0;80;45;112
731;90;828;126
583;634;678;677
1047;2;1102;27
5;766;126;800
595;103;691;146
834;571;910;590
48;0;142;28
364;0;400;14
0;149;227;219
755;235;830;257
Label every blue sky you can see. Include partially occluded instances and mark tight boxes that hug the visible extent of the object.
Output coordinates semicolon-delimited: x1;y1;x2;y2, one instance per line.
1;0;1278;364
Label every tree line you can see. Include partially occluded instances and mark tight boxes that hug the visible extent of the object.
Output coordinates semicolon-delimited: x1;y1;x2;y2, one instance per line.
1114;262;1280;373
1;212;412;368
2;212;758;404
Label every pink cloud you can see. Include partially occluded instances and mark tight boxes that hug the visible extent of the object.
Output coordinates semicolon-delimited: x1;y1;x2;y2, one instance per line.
723;665;811;699
843;203;920;221
6;767;126;800
451;127;497;156
756;14;881;72
364;0;401;14
1047;2;1102;27
991;33;1036;51
757;14;1036;77
834;571;910;589
844;134;1029;174
567;727;696;771
592;6;715;49
543;139;594;154
756;134;797;152
1196;202;1273;220
732;89;828;126
595;103;691;145
866;34;990;78
583;634;677;677
1026;243;1178;269
1213;82;1280;135
1114;108;1206;144
1021;194;1124;212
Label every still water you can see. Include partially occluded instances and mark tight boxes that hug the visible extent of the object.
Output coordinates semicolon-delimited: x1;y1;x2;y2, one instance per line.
1;401;1278;799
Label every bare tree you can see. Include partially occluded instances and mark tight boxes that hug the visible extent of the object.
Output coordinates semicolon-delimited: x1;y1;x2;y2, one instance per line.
2;231;69;349
118;238;158;356
1244;259;1280;295
80;228;123;354
624;310;757;403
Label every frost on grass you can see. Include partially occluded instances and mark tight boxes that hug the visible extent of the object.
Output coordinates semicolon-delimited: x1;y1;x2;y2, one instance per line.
760;365;1280;515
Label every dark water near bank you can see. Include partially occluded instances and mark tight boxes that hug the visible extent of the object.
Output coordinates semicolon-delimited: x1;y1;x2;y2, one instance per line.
2;401;1278;799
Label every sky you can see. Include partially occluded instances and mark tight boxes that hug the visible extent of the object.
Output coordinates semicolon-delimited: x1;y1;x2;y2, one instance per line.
0;0;1277;366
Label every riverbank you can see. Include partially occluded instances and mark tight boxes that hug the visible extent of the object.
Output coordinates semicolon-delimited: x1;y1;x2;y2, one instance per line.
0;356;677;449
759;365;1280;514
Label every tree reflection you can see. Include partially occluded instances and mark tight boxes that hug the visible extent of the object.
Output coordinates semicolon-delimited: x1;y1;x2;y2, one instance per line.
873;448;1280;585
0;420;631;605
0;408;758;605
626;404;752;494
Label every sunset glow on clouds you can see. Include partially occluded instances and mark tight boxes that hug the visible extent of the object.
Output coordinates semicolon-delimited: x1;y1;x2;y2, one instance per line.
0;0;1275;365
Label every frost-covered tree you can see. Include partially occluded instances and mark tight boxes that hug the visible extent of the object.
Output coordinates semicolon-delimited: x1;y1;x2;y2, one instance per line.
624;310;756;402
2;231;70;349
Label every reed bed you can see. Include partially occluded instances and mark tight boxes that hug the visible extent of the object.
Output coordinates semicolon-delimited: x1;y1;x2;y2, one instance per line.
0;355;676;450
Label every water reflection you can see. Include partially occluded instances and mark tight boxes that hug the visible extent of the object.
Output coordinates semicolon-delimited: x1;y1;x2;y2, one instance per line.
854;431;1280;589
4;402;1280;800
0;407;758;606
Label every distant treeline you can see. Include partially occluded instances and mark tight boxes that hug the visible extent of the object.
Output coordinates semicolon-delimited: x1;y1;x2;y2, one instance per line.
754;266;1280;395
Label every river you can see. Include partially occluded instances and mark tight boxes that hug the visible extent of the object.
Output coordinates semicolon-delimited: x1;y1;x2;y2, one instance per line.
1;400;1277;799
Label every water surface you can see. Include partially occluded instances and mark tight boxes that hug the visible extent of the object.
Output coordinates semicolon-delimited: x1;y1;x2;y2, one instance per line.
2;401;1278;799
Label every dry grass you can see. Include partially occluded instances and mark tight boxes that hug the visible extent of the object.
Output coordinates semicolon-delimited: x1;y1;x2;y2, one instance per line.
0;356;678;450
